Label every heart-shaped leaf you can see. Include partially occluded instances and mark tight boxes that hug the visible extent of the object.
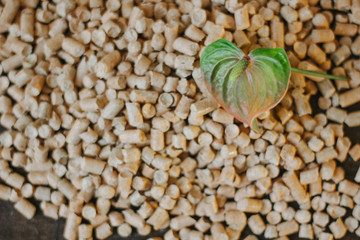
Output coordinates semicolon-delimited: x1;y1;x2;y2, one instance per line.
200;39;291;133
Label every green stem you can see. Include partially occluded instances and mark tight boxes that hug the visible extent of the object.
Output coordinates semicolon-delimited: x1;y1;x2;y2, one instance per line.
291;67;347;81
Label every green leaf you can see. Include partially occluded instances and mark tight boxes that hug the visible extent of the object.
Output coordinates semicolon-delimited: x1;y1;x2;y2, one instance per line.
200;39;291;133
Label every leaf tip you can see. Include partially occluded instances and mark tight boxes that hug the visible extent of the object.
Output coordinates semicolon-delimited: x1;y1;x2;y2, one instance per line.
250;118;262;134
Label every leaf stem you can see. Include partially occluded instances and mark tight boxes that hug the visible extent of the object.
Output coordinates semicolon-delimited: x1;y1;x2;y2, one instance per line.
290;67;347;80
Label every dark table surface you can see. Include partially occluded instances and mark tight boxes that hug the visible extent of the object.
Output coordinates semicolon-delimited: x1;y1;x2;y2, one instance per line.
1;101;360;240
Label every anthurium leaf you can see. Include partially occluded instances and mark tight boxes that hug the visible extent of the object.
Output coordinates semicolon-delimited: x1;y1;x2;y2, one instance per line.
200;39;291;133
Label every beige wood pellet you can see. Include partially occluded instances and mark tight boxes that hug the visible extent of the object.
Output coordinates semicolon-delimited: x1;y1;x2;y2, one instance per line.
271;16;284;48
174;95;193;120
9;188;21;202
94;51;121;78
343;199;355;216
298;224;313;239
0;184;11;201
313;211;330;229
263;224;277;238
353;205;360;221
80;157;106;175
332;44;349;64
352;36;360;55
0;0;20;33
313;141;335;160
280;6;298;23
122;209;145;229
62;38;85;58
117;223;132;238
318;232;333;240
6;172;25;189
184;24;205;42
248;214;266;235
78;224;93;239
350;144;360;162
312;13;329;28
329;218;347;239
119;129;146;144
282;207;295;221
108;211;124;227
345;111;360;127
345;217;358;233
40;201;59;220
308;43;327;65
20;8;35;42
295;210;312;224
311;29;335;43
321;159;337;180
58;179;77;200
190;8;206;28
334;23;358;36
34;186;51;201
338;180;360;197
126;102;143;127
129;89;159;104
66;119;89;144
318;97;332;110
234;6;250;30
237;198;263;213
96;222;113;240
173;37;199;56
282;171;309;205
322;191;341;205
147;207;169;230
63;212;81;240
327;205;346;219
170;215;196;231
333;167;346;184
277;220;299;237
300;167;319;185
21;183;34;199
203;21;226;46
266;211;282;225
82;203;96;221
0;1;359;239
134;54;151;76
14;198;36;220
150;129;164;151
247;165;269;181
1;55;24;73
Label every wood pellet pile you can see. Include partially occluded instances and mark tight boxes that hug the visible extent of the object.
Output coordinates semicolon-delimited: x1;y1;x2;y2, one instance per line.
1;0;360;239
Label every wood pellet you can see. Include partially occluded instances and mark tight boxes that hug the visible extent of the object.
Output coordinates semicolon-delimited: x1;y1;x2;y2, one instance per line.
0;0;360;239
